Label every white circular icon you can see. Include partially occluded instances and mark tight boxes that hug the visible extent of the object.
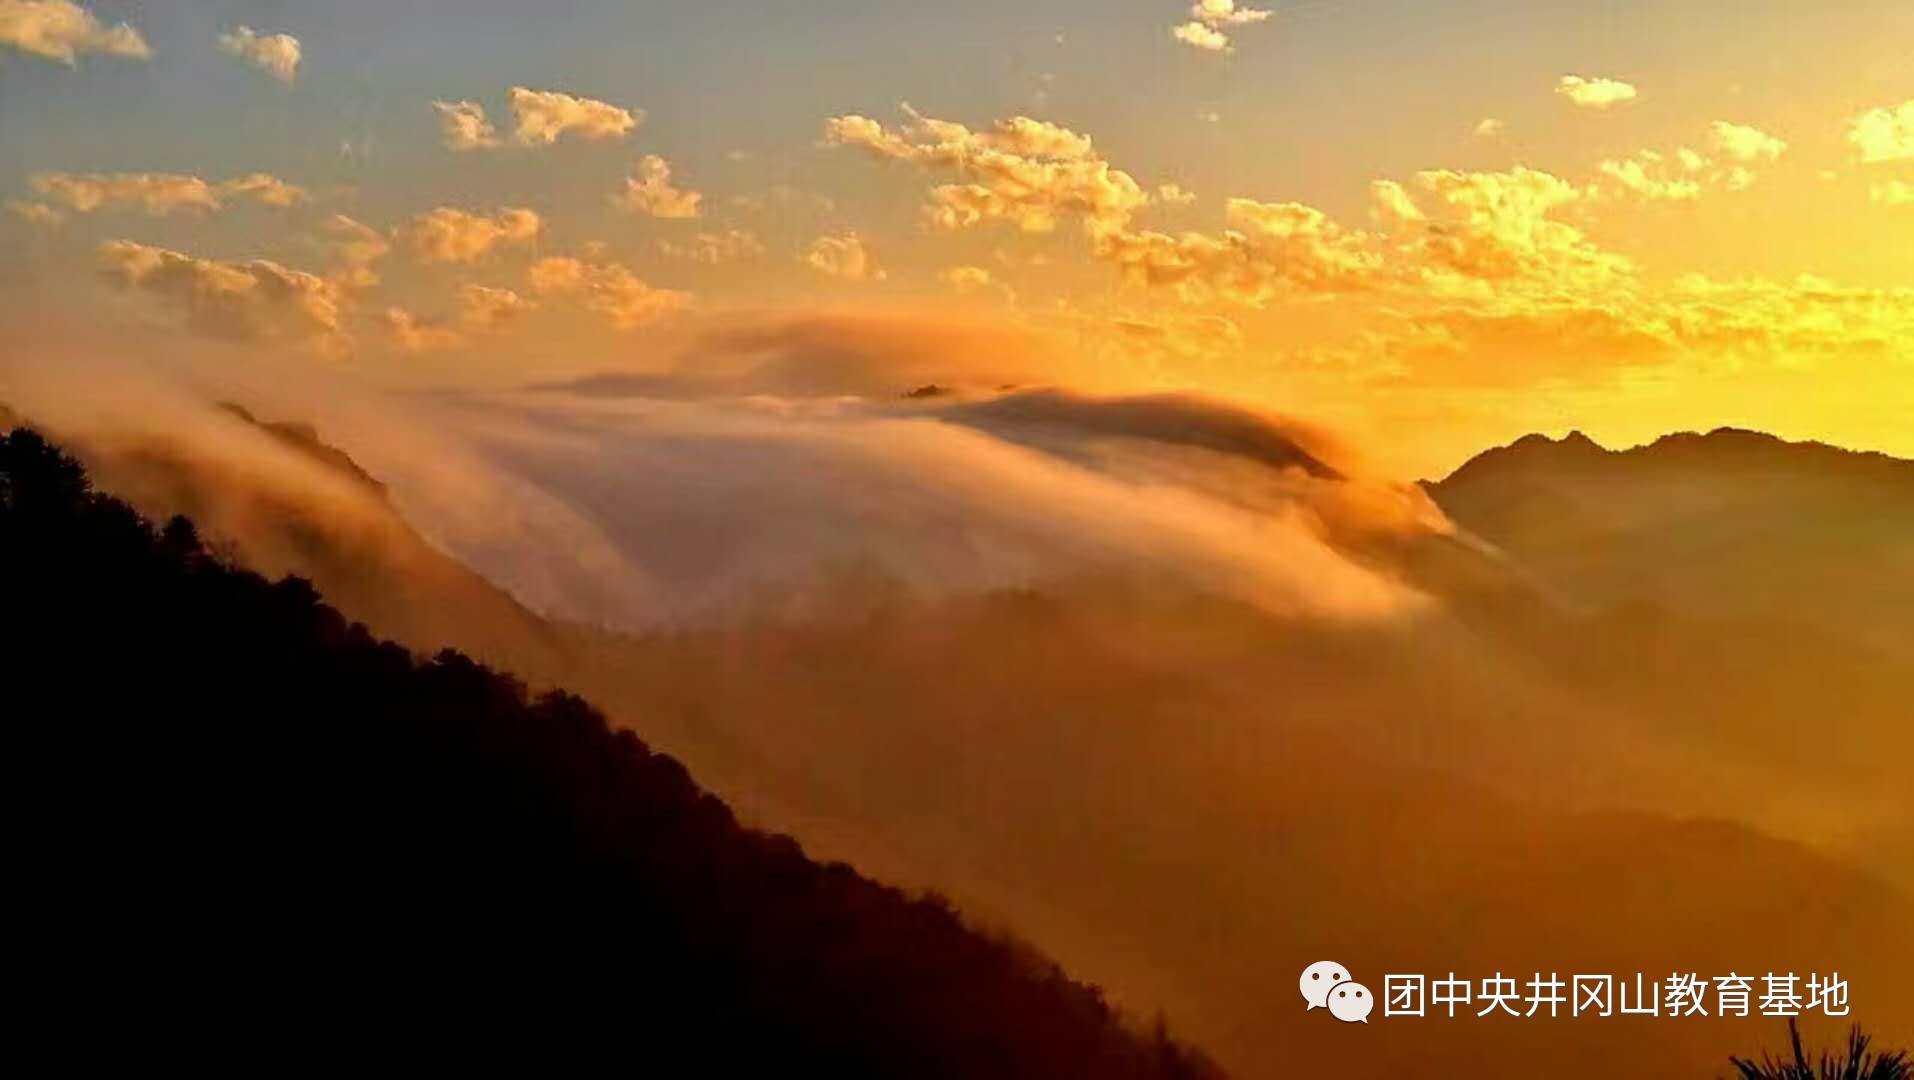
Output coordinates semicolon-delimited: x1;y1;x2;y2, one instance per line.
1299;960;1349;1010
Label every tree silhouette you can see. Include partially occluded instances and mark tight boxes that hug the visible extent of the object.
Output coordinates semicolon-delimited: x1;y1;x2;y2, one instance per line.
1728;1020;1912;1080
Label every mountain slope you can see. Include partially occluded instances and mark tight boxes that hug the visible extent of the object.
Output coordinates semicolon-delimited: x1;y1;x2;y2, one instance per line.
1427;428;1914;652
0;427;1220;1078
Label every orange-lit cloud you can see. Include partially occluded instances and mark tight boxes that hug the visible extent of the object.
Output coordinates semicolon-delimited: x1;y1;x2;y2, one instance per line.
457;283;535;329
659;229;766;264
508;86;640;145
825;107;1150;233
28;171;308;215
321;215;391;289
383;306;463;352
616;155;703;218
216;25;300;82
99;239;344;346
1171;1;1271;54
7;199;67;226
0;0;148;63
526;255;690;329
406;207;542;264
803;232;885;281
433;100;500;151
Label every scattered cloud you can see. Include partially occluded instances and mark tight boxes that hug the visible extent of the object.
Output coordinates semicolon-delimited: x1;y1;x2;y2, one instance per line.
825;107;1150;233
1156;183;1198;205
1872;180;1914;206
1709;121;1787;162
659;229;766;264
321;214;390;289
384;306;464;352
406;207;542;264
939;265;994;294
457;284;535;329
509;86;640;145
217;172;308;207
1556;75;1638;109
29;172;308;215
7;199;67;226
1474;118;1504;138
1598;151;1703;202
1848;99;1914;164
804;232;886;281
98;239;344;346
526;255;690;329
434;100;500;151
616;155;703;218
1170;21;1230;52
0;0;149;63
1172;1;1271;53
217;25;300;82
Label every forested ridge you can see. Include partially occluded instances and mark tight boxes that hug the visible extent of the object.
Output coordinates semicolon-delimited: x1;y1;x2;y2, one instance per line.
0;426;1219;1077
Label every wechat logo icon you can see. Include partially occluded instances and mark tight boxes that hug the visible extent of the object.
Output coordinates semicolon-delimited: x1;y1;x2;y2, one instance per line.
1301;960;1374;1023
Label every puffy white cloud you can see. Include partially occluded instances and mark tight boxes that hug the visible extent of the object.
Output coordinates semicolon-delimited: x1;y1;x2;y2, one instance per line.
7;199;67;226
658;229;766;264
616;155;702;218
1172;1;1270;52
525;255;690;330
1170;21;1230;52
1191;0;1271;25
216;25;300;82
804;232;885;282
509;86;640;145
406;207;542;264
434;100;500;151
1474;118;1504;138
457;284;535;329
1848;99;1914;164
1710;121;1787;162
1556;75;1638;109
0;0;148;63
825;107;1150;234
99;240;344;346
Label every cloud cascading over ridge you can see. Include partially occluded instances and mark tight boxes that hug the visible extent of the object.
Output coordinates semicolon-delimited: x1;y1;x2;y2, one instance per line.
508;86;640;145
0;0;148;63
216;25;301;82
1555;74;1638;109
406;207;542;264
616;155;703;218
29;172;308;215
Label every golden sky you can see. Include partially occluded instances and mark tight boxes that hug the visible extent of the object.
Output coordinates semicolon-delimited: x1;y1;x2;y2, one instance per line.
2;0;1911;476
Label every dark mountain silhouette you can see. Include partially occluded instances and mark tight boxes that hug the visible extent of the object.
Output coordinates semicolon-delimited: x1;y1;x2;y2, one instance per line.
1426;427;1914;653
0;427;1221;1078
